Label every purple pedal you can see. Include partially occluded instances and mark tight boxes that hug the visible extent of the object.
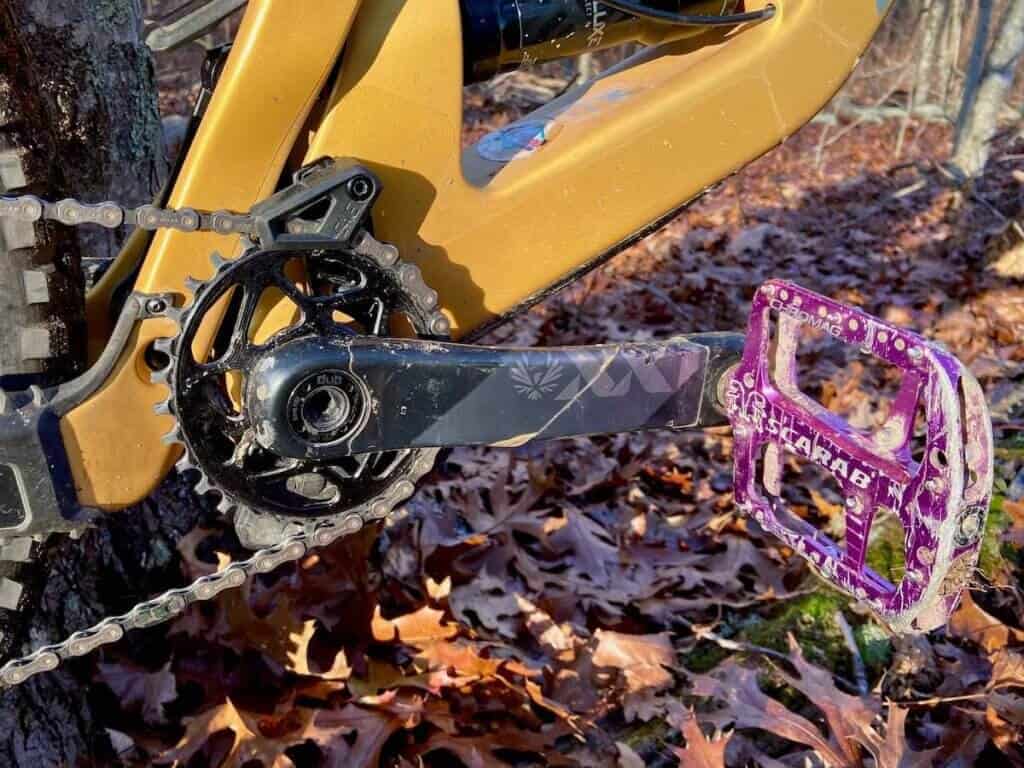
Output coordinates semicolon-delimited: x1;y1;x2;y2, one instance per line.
726;280;992;632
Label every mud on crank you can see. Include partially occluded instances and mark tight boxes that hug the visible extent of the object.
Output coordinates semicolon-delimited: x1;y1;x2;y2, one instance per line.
0;159;993;688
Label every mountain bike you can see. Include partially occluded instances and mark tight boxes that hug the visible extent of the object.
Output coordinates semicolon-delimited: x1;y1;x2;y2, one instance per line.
0;0;994;688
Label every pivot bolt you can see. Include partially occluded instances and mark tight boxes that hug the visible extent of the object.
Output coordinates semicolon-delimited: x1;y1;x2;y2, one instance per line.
145;298;168;316
348;176;375;202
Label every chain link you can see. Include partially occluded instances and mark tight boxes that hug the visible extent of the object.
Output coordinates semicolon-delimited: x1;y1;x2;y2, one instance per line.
0;511;372;688
0;194;257;237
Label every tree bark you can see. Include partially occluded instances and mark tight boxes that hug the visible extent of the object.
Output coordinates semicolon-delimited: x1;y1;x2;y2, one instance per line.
913;0;947;109
952;0;1024;178
935;0;964;110
0;0;167;256
0;1;175;765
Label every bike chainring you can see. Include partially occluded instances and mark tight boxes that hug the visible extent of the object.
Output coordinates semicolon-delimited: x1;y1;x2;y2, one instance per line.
154;231;451;548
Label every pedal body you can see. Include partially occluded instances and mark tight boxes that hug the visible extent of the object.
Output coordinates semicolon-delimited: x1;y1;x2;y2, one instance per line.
727;280;993;632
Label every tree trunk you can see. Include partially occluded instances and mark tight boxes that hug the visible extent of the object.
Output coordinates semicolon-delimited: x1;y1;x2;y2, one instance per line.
952;0;1024;178
0;1;177;765
913;0;947;109
935;0;964;110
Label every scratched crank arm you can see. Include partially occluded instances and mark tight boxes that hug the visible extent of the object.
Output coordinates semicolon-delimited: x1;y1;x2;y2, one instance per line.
243;332;743;459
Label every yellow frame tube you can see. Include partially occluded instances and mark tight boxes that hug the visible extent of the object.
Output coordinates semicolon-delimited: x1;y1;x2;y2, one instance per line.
61;0;891;509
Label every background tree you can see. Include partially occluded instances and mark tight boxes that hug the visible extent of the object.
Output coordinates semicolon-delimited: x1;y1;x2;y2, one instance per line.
953;0;1024;177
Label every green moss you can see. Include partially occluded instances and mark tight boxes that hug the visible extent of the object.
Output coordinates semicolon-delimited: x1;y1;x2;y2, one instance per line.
680;587;861;679
978;496;1011;578
865;512;907;585
620;717;672;749
854;622;891;677
681;640;730;673
741;588;849;666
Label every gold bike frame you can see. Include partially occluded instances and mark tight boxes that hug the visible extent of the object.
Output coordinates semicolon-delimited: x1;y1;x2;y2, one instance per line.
62;0;892;509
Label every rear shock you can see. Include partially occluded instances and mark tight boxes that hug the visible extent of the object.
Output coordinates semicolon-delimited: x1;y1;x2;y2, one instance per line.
460;0;743;83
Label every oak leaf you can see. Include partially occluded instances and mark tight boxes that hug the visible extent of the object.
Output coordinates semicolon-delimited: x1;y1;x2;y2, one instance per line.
860;706;940;768
545;504;620;588
950;591;1024;653
451;572;529;638
692;663;853;767
96;661;177;726
159;698;309;768
672;710;730;768
593;630;674;722
372;604;459;645
779;635;879;765
210;554;350;679
304;702;410;768
420;725;571;768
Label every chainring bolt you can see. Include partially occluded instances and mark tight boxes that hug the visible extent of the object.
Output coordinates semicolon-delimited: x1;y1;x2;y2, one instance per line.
348;176;375;202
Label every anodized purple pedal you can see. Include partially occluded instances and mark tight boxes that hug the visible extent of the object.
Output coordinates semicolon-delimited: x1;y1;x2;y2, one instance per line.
726;280;993;632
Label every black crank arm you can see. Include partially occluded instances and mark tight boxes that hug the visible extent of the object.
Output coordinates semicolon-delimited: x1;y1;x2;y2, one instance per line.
248;332;743;460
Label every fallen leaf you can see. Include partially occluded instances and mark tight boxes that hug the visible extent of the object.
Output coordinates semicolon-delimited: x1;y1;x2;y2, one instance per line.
781;635;879;765
862;706;941;768
593;630;674;722
97;662;177;726
158;698;308;768
372;604;459;645
545;504;620;587
307;701;411;768
950;591;1024;654
450;572;528;638
672;710;730;768
693;663;853;767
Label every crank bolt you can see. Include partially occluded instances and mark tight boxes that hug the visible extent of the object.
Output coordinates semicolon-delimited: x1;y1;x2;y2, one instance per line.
348;176;375;202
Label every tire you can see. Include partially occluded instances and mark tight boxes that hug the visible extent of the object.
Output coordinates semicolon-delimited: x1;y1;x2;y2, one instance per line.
0;74;87;660
0;136;85;386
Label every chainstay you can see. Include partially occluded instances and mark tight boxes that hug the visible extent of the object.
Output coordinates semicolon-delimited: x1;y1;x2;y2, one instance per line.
0;510;371;688
0;194;255;236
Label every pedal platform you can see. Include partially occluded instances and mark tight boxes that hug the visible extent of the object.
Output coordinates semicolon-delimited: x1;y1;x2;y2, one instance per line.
726;280;992;632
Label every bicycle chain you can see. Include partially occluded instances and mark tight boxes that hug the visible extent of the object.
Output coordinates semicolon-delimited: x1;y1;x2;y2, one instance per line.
0;510;378;688
0;191;428;689
0;194;256;236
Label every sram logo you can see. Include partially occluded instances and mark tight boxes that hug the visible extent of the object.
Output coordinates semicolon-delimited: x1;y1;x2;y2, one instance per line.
769;298;843;339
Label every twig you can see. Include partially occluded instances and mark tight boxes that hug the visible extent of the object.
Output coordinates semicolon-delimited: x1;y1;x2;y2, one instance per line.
835;611;869;696
892;179;929;199
673;615;793;665
706;587;819;610
888;683;1022;708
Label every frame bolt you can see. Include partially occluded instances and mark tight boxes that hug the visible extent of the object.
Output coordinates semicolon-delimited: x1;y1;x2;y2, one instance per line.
145;298;168;315
348;176;375;202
